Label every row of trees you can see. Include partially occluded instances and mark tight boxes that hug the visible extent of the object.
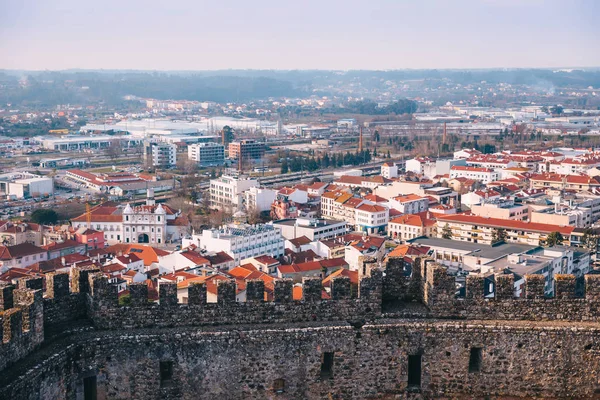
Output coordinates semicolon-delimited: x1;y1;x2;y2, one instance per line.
280;149;392;173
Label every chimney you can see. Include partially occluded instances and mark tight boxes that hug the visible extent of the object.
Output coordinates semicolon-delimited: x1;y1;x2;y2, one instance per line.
443;122;447;144
359;127;364;153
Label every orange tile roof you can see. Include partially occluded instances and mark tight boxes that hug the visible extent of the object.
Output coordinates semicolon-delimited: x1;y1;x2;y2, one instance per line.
322;268;358;288
355;204;387;213
394;194;425;202
105;244;170;266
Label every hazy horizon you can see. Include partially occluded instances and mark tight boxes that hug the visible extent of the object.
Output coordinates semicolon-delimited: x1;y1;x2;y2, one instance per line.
1;0;599;71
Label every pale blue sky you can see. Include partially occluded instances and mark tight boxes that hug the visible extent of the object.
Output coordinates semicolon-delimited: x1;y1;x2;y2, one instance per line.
0;0;598;70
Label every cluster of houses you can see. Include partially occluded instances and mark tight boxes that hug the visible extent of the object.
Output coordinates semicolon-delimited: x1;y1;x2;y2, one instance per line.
4;146;600;301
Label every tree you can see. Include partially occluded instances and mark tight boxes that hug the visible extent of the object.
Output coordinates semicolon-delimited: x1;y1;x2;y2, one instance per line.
491;228;508;244
30;209;58;224
386;149;391;158
545;231;564;247
550;105;564;116
373;130;380;143
441;224;452;240
105;139;121;160
581;229;598;251
221;125;234;145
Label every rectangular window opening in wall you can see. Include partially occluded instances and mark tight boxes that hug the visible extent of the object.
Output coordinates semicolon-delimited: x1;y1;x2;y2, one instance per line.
83;376;97;400
160;360;174;387
407;354;421;388
320;352;334;379
469;347;483;373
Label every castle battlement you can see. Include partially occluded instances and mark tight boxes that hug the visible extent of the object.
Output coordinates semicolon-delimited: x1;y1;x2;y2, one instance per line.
4;258;600;399
86;271;383;330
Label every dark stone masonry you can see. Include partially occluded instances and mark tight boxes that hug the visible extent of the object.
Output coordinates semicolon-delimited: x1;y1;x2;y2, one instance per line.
2;257;600;399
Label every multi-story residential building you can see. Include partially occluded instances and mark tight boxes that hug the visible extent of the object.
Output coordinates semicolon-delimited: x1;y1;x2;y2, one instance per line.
389;194;428;215
209;175;259;210
449;166;499;184
529;173;600;191
470;199;529;221
334;175;391;189
406;157;436;174
435;214;574;246
381;163;398;179
354;204;389;234
461;189;502;208
228;140;265;161
466;155;518;170
244;187;277;212
388;212;436;241
530;205;592;229
344;235;386;275
271;218;348;241
483;247;591;297
453;148;482;159
144;141;177;168
188;143;225;167
0;243;48;272
0;221;43;246
184;223;285;265
321;192;360;221
71;190;188;245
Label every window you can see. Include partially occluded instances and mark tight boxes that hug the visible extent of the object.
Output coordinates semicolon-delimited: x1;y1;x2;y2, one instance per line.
469;347;483;373
319;352;334;379
407;354;421;388
83;376;97;400
160;361;173;387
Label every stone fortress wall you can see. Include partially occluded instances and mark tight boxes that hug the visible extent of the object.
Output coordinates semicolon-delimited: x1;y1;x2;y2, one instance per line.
2;259;600;399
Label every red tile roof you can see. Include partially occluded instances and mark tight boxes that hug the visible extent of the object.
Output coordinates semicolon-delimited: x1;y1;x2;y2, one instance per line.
436;213;575;235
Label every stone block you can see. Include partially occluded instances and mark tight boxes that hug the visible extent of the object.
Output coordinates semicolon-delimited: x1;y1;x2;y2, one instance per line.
359;269;383;301
331;276;352;300
71;266;100;294
554;274;576;299
17;277;43;291
188;282;207;305
302;277;322;302
129;283;149;306
246;279;265;302
89;273;117;307
2;308;22;343
159;282;178;306
585;274;600;301
46;273;70;299
274;279;293;303
525;274;546;299
495;274;515;300
466;275;485;300
0;282;15;311
217;280;236;305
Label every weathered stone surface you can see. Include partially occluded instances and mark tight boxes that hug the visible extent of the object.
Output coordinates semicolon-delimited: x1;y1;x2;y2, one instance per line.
302;277;322;302
4;258;600;399
45;273;70;299
245;279;264;303
525;274;546;299
274;279;293;303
